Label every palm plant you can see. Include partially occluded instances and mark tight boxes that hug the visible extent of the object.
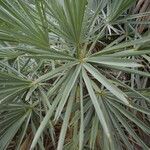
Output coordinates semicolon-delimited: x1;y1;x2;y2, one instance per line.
0;0;150;149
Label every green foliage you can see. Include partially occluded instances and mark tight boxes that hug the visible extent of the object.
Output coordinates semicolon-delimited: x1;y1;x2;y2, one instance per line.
0;0;150;149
